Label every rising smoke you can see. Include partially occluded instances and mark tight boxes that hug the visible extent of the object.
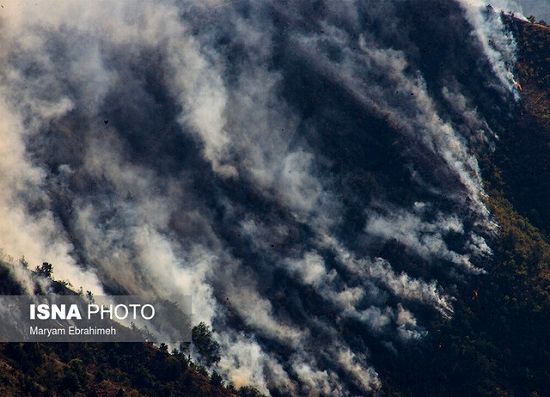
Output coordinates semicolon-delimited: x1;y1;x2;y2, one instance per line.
0;0;521;395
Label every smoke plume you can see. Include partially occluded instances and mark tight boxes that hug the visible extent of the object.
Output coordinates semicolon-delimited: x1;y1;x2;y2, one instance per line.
0;0;521;395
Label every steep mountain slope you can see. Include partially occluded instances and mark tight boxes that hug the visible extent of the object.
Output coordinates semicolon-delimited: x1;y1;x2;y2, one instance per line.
379;17;550;397
490;18;550;236
0;266;260;397
0;2;548;396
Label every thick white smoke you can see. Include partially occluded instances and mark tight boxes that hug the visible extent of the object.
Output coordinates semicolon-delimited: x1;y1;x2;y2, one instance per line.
458;0;520;95
0;0;519;395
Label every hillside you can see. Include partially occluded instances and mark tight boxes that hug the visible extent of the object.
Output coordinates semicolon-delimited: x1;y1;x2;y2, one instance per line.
0;266;262;397
379;17;550;397
0;4;548;397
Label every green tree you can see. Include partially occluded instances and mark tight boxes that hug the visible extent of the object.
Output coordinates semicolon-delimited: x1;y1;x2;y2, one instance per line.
35;262;53;278
67;358;87;387
211;370;224;387
191;322;221;367
238;386;266;397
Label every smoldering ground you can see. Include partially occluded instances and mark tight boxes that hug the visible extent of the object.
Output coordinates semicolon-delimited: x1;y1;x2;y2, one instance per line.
0;0;522;395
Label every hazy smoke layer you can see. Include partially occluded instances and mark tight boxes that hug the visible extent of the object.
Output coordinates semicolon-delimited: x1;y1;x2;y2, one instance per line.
0;1;519;395
516;0;550;21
